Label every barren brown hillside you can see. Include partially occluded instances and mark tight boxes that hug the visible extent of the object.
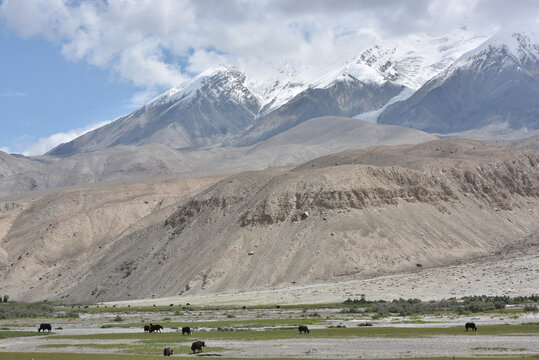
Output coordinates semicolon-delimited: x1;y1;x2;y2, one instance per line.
0;175;224;301
0;139;537;302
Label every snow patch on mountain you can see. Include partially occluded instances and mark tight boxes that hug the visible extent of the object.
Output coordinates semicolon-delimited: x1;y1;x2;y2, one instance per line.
354;87;415;123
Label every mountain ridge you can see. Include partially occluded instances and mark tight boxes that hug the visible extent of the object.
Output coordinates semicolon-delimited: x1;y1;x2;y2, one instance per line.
45;30;493;157
378;31;539;134
1;117;436;199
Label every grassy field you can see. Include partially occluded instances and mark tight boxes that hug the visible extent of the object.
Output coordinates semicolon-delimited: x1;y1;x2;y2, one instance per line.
0;331;53;339
2;295;535;321
40;342;223;355
49;322;539;341
51;295;538;315
50;332;192;341
101;317;328;329
0;297;536;359
0;353;152;360
0;354;538;360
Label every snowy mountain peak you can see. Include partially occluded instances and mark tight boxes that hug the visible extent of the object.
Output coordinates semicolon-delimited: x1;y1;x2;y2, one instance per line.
454;30;538;70
149;64;259;111
378;27;539;136
350;33;489;90
245;29;489;115
357;45;399;81
501;32;538;65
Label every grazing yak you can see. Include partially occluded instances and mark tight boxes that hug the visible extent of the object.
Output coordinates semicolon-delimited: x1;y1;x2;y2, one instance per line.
182;326;191;335
145;323;163;333
38;323;52;332
298;325;310;334
163;346;173;356
191;340;206;353
465;322;477;332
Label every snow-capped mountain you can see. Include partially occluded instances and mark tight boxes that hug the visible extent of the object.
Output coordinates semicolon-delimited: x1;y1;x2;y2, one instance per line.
47;28;521;157
378;31;539;135
227;31;487;147
48;65;261;156
250;28;488;116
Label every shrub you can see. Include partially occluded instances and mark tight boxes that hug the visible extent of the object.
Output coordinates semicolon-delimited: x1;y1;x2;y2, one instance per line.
340;307;361;313
343;295;368;304
59;311;80;318
0;302;55;319
358;322;373;326
346;295;538;315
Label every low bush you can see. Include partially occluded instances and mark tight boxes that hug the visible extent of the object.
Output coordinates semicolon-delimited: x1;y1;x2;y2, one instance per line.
342;295;538;315
0;302;56;319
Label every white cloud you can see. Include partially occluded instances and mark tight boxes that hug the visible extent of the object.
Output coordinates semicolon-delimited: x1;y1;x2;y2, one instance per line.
22;120;112;156
128;88;162;108
3;0;535;91
0;146;11;153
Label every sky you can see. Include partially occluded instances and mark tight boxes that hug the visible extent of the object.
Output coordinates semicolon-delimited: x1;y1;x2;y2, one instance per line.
0;0;537;156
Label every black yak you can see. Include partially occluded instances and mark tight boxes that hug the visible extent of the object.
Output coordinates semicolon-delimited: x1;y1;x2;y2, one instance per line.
191;341;206;353
38;323;52;332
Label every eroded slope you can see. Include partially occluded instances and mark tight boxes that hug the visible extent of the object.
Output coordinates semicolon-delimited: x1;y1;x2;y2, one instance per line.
49;139;539;302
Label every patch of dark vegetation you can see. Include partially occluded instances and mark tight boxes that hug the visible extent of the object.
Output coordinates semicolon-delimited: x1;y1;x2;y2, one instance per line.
0;301;56;319
57;311;80;318
340;307;363;313
358;322;373;327
343;295;539;316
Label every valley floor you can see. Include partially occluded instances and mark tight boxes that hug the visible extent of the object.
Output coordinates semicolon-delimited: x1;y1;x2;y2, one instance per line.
0;308;538;358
